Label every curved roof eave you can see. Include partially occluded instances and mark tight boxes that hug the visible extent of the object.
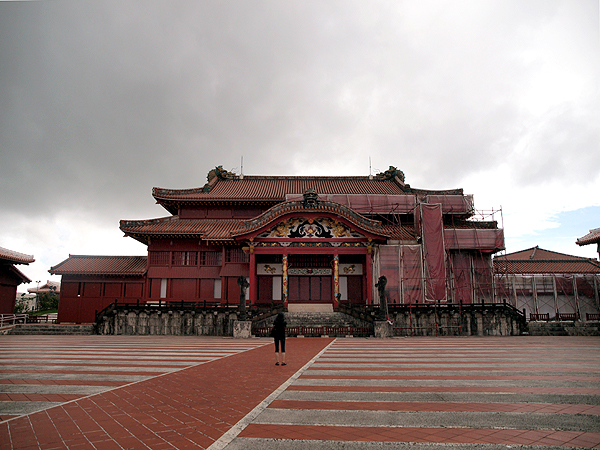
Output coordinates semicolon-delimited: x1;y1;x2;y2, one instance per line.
232;199;390;240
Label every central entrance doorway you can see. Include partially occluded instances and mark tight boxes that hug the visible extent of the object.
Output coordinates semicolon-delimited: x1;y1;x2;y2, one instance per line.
288;254;333;304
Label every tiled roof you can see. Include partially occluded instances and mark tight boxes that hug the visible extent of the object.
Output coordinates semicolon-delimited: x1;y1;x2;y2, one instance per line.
120;213;417;242
0;246;35;264
493;246;600;274
120;217;242;243
577;228;600;246
28;281;61;294
381;224;417;241
153;176;411;202
497;247;586;261
50;255;147;276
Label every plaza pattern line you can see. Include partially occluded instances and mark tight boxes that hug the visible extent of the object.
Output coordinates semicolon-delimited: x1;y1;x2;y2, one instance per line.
229;336;600;449
1;335;599;449
0;336;332;449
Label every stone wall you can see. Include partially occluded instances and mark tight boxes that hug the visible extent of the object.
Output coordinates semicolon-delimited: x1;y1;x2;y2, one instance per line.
385;308;524;336
96;309;240;336
527;321;600;336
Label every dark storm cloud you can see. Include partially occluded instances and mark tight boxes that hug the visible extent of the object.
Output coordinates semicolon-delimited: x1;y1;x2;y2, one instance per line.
0;0;597;264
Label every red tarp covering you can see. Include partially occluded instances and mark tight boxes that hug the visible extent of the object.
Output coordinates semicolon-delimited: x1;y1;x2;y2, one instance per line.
444;228;505;251
379;245;401;304
450;252;472;303
286;194;416;214
420;204;446;301
472;253;493;301
426;195;473;214
401;245;424;304
379;245;424;304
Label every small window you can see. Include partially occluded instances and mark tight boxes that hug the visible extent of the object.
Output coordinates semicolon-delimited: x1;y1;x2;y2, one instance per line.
213;279;222;299
202;251;222;266
226;248;249;263
160;279;167;298
149;251;170;266
172;251;198;266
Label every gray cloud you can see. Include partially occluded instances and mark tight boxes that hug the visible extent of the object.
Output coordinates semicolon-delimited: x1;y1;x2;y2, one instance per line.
1;1;598;279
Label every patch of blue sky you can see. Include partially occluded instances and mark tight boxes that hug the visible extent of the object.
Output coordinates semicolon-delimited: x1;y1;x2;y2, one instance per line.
504;205;600;259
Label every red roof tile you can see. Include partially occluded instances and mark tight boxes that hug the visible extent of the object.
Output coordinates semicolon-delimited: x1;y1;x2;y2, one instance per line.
0;246;34;264
381;224;417;240
120;217;243;242
493;247;600;274
577;228;600;246
50;255;147;276
153;176;411;202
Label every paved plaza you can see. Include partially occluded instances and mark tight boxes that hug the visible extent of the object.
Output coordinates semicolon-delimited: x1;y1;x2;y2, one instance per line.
0;335;599;449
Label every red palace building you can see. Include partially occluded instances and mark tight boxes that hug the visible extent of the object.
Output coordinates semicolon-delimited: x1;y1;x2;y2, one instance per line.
51;166;505;324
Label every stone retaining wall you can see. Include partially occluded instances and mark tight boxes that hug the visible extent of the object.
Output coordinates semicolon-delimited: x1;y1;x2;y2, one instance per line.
96;310;240;335
385;308;525;336
527;321;600;336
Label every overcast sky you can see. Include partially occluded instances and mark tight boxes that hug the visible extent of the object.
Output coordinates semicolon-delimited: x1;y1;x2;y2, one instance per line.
1;0;598;291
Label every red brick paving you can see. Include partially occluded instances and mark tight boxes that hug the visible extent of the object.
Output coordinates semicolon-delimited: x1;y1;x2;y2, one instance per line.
0;338;332;449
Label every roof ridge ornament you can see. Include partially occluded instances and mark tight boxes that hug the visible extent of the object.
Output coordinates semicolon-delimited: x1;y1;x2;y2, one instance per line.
203;166;237;192
375;166;405;183
303;188;319;208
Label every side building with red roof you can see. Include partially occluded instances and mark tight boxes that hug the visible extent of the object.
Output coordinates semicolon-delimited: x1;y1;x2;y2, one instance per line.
0;246;34;314
577;228;600;260
493;246;600;322
51;166;506;326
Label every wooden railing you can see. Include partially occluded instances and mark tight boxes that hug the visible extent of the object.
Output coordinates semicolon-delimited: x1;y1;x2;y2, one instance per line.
555;312;578;321
0;314;28;327
529;313;550;321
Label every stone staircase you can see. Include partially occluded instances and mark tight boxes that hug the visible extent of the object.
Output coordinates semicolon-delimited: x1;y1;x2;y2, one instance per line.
8;323;94;335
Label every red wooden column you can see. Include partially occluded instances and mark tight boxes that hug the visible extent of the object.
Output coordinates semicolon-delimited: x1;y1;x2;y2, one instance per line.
333;254;340;308
282;253;288;308
249;247;256;305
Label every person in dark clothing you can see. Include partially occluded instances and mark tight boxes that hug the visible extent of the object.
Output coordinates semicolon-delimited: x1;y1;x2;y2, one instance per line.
273;312;286;366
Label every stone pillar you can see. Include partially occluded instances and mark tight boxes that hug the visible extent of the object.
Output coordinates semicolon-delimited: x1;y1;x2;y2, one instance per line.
374;321;393;338
233;320;252;338
237;276;249;320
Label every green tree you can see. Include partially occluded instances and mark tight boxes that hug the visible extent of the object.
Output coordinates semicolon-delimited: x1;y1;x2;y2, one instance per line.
38;292;59;311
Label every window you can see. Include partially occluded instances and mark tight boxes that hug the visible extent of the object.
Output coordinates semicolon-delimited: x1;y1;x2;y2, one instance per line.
160;279;167;298
149;251;170;266
226;248;249;263
202;251;222;266
213;279;222;299
172;251;198;266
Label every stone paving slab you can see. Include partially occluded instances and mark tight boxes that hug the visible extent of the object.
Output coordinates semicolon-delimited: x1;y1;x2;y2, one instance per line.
226;336;600;449
0;335;599;449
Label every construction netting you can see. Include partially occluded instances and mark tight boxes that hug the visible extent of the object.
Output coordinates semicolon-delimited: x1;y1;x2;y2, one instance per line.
494;274;600;320
378;244;424;304
378;244;501;306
